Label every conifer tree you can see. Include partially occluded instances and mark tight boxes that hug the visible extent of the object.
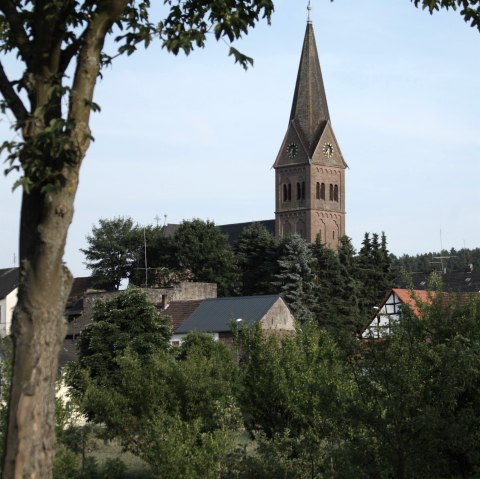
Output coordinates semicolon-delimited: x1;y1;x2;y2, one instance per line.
234;222;278;296
310;236;344;328
274;235;315;322
336;236;362;332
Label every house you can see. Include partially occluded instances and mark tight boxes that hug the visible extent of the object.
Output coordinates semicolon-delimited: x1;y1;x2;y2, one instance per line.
361;289;434;340
169;295;295;346
0;268;19;338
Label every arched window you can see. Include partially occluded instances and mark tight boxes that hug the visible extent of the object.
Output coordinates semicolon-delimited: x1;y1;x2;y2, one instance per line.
316;182;320;199
334;184;339;202
296;182;301;200
288;183;292;201
301;181;306;200
320;183;325;200
329;184;334;201
283;184;288;202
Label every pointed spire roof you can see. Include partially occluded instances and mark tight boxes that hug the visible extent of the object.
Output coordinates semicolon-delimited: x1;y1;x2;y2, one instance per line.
289;21;330;155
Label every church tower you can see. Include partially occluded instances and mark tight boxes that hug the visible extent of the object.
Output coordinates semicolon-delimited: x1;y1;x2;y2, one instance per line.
273;17;346;249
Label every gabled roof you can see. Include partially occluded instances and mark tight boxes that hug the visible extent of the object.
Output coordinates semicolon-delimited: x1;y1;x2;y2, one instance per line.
162;220;275;248
219;220;275;247
160;300;203;330
289;22;330;155
391;288;433;319
175;295;282;334
400;270;480;293
0;268;19;299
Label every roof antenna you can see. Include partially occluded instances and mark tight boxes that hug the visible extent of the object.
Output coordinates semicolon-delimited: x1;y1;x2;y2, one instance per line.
307;0;312;23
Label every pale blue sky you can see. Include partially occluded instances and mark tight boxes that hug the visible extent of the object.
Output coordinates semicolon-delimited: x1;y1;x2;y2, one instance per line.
1;1;479;277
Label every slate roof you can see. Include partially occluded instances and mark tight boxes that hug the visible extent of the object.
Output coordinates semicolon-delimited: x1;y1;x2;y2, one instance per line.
0;268;19;299
176;295;281;334
162;220;275;247
219;220;275;247
399;271;480;293
290;22;330;155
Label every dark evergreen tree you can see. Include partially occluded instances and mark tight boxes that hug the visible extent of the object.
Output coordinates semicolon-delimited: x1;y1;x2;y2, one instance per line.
234;222;278;295
336;236;362;332
310;236;344;328
356;232;395;322
274;234;315;322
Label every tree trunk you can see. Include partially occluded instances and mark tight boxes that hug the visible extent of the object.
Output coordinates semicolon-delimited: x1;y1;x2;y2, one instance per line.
2;181;77;478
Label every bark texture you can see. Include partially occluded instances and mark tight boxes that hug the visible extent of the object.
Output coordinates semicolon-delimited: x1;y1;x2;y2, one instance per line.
0;2;129;477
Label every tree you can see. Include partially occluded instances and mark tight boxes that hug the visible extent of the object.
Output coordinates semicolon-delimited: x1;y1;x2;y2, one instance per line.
234;222;278;295
129;224;177;288
239;323;356;478
67;331;240;478
71;288;171;385
0;2;274;476
310;235;344;329
81;216;138;290
411;0;480;31
349;293;480;478
274;234;315;322
171;219;239;296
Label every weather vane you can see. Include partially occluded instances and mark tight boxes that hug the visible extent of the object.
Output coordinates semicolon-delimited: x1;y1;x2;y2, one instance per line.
307;0;312;22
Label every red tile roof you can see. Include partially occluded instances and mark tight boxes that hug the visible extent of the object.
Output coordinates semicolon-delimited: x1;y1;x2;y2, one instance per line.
392;288;434;318
159;300;203;330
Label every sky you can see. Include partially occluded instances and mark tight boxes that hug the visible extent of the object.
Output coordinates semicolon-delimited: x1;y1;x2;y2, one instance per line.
1;1;479;277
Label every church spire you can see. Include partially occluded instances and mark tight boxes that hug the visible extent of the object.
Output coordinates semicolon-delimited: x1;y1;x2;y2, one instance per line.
289;20;330;155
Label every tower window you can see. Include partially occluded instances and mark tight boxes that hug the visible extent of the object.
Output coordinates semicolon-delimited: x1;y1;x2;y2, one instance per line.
334;184;339;202
329;184;333;201
296;182;301;200
301;181;306;200
288;183;292;201
316;182;320;199
321;183;325;200
283;184;288;202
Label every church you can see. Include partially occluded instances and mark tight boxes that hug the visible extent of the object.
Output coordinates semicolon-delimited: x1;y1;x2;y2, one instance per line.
219;16;347;250
170;16;348;250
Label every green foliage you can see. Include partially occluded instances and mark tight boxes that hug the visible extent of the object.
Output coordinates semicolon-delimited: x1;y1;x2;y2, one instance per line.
129;225;176;288
81;217;140;290
75;288;171;381
350;293;480;477
274;234;315;322
239;323;356;476
356;232;395;323
411;0;480;31
0;337;12;465
234;222;278;295
171;219;239;295
394;246;480;273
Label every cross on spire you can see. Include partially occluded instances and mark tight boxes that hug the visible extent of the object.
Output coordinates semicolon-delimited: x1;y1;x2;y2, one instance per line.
307;1;312;23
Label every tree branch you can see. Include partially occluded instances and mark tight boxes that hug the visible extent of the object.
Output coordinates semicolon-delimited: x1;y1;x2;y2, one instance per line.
0;0;32;65
68;0;129;126
0;61;28;123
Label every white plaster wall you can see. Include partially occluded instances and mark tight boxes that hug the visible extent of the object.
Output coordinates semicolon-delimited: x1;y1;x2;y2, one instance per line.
0;288;17;337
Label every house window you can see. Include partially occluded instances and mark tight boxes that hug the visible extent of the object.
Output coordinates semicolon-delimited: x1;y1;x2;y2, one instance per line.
321;183;325;200
316;182;320;199
329;184;333;200
334;184;339;202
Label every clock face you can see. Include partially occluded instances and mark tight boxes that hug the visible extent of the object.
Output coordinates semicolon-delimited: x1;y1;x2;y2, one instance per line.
286;142;298;159
323;142;334;158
